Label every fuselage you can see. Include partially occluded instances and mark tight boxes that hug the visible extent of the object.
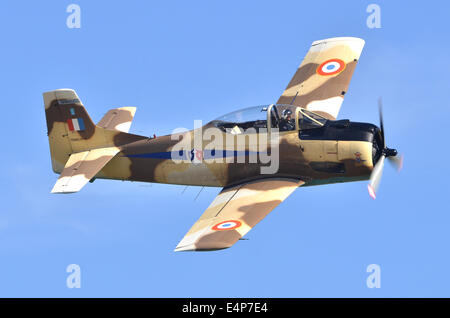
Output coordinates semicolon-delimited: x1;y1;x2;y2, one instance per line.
96;110;383;188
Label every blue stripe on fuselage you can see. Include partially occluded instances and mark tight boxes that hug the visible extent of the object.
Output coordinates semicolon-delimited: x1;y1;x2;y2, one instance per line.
124;150;259;160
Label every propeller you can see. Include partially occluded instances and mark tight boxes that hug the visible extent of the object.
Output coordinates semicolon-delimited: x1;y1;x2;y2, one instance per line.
367;98;403;199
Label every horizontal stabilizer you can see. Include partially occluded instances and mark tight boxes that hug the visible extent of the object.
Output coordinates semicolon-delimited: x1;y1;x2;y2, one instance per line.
51;147;120;194
97;107;136;133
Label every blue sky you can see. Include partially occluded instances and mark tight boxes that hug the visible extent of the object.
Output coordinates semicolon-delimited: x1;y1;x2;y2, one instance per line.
0;0;449;297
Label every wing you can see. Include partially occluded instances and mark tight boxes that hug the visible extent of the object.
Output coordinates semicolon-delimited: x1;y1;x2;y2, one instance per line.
175;178;304;251
51;146;120;193
277;37;365;120
97;107;136;133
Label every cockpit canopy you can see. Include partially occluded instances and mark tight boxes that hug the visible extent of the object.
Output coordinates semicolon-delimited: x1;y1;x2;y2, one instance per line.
210;104;328;133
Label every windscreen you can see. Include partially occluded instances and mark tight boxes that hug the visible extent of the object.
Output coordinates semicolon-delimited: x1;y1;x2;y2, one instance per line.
212;106;269;132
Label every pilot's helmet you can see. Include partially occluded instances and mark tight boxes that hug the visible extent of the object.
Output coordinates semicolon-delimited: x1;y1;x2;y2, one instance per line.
282;109;292;119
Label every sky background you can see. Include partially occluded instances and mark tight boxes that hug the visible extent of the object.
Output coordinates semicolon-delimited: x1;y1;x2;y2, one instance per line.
0;0;449;297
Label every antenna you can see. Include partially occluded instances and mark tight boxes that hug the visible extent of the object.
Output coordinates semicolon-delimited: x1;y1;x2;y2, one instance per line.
194;186;204;201
180;186;188;195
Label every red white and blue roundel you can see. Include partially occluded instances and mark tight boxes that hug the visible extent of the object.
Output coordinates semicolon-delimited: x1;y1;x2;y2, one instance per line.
316;58;346;76
212;220;242;231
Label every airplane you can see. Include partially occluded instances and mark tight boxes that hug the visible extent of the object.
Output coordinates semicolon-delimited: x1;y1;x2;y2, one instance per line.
44;37;402;252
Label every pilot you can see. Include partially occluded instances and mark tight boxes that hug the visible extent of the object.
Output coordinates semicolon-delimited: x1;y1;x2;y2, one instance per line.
279;109;295;131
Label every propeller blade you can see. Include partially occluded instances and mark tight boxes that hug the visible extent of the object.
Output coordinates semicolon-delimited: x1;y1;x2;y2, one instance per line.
368;155;385;199
378;97;385;149
388;153;404;172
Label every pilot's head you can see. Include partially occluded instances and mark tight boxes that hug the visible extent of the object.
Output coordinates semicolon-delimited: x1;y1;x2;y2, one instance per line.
282;109;292;120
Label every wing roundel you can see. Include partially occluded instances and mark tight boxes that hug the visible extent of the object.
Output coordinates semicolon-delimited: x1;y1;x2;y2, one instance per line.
277;37;365;120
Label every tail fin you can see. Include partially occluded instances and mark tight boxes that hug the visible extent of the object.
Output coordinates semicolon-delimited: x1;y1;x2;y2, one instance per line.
44;89;98;173
44;89;147;193
44;88;139;173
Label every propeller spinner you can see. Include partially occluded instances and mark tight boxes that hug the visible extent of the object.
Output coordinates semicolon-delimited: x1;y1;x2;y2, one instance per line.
367;98;403;199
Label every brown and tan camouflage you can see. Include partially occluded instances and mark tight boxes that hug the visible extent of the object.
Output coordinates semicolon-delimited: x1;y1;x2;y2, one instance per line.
44;37;372;251
97;107;136;133
277;37;365;120
175;178;304;251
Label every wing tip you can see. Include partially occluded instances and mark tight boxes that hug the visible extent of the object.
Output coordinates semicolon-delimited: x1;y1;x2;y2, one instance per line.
174;244;230;252
312;36;365;46
174;245;194;252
